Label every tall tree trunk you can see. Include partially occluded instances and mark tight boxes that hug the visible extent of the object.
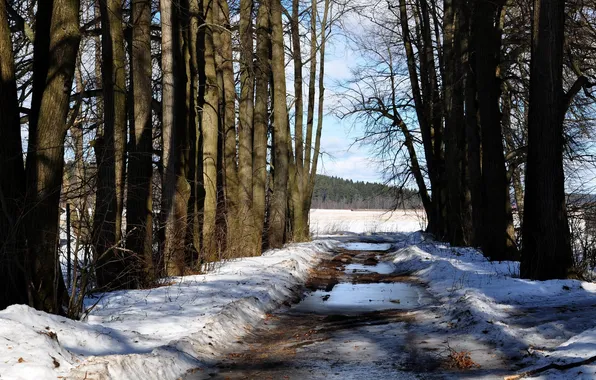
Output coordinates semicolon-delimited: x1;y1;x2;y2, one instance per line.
268;0;290;248
217;0;241;256
399;0;442;235
95;0;128;288
238;0;257;253
443;0;467;246
161;0;191;276
463;1;483;247
253;0;271;251
303;0;317;206
473;0;517;260
521;0;572;280
0;0;28;309
127;0;154;286
289;0;307;242
25;0;81;313
186;0;202;265
202;0;220;260
304;0;330;218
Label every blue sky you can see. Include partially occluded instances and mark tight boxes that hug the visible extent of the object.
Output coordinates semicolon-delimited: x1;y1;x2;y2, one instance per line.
314;32;385;184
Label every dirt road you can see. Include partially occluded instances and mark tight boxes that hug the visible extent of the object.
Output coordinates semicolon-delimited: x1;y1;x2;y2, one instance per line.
184;240;511;379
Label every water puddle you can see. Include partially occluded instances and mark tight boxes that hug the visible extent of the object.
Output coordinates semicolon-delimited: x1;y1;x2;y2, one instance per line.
340;242;392;251
292;282;424;315
346;262;395;275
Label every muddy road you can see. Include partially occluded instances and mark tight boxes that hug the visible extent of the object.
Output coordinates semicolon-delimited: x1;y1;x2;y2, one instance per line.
184;241;510;379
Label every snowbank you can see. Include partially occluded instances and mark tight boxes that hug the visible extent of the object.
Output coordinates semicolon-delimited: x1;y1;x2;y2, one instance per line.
0;240;337;380
391;232;596;379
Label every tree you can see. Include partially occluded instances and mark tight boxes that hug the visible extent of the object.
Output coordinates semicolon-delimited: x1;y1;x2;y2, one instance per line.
202;0;220;259
521;0;573;279
25;0;81;313
252;0;271;251
472;0;517;260
268;0;290;248
94;0;128;288
161;0;191;276
0;0;28;308
126;0;155;286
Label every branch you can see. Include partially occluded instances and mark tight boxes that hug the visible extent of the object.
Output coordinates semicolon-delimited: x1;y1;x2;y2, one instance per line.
7;3;34;43
504;354;596;380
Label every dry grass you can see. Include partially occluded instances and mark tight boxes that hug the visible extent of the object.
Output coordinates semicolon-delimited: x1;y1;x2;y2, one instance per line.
445;348;481;370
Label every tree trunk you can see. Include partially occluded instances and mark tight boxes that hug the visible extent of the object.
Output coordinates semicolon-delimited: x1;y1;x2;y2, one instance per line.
185;0;202;267
238;0;257;253
217;0;241;257
25;0;81;314
289;0;307;242
161;0;191;276
252;0;271;251
443;0;468;246
304;0;330;220
0;0;28;309
268;0;290;248
521;0;572;280
202;0;220;260
463;9;483;247
126;0;154;286
95;0;128;288
473;0;517;260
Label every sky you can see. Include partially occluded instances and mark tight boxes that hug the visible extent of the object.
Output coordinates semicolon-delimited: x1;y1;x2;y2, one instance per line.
311;23;386;184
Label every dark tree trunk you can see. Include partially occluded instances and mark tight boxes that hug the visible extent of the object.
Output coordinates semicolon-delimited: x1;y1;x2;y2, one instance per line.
473;0;518;260
25;0;81;314
268;0;290;248
252;0;271;251
0;0;28;308
443;0;469;246
521;0;572;280
126;0;154;286
95;0;128;288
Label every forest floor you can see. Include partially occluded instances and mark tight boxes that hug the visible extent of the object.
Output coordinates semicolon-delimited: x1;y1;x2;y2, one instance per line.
2;224;596;379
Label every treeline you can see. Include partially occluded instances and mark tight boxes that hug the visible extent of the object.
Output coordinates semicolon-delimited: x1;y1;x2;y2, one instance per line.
0;0;340;315
311;175;422;210
338;0;596;280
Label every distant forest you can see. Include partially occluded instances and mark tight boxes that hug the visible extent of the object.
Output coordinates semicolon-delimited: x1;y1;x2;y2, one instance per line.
311;175;422;210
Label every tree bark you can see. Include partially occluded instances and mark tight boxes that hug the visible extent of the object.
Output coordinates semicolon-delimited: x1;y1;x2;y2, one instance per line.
268;0;290;248
0;0;28;309
95;0;128;288
252;0;271;251
126;0;154;286
202;0;220;260
238;0;257;252
161;0;191;276
521;0;572;280
473;0;517;260
289;0;307;242
25;0;81;313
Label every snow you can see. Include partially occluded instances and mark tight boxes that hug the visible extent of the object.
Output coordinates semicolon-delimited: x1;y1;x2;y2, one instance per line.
0;240;338;380
4;209;596;379
340;242;392;251
389;232;596;379
309;209;425;235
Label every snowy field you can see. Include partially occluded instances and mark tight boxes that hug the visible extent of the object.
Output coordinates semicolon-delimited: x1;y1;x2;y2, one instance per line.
309;208;426;235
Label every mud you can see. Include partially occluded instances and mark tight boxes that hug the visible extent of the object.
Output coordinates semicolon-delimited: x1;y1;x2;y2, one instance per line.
183;245;512;380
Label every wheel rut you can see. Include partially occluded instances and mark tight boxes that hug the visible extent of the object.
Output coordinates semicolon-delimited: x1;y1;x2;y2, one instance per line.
184;241;512;379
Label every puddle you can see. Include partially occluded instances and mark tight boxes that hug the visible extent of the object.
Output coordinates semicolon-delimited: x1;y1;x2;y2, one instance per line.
346;262;395;275
292;282;425;315
340;242;392;251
